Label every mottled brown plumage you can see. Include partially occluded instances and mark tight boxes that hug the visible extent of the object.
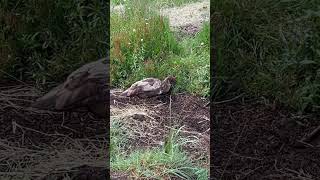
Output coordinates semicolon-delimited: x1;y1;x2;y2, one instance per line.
121;76;176;98
31;58;108;118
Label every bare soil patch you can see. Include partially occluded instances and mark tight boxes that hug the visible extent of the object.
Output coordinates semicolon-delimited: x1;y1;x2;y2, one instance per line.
212;99;320;179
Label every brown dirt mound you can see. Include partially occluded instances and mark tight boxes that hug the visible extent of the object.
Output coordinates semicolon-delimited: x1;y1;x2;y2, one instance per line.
111;91;210;149
111;93;209;130
212;99;320;179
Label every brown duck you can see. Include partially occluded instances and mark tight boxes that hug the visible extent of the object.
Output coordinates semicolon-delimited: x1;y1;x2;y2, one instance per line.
31;58;108;118
120;76;176;98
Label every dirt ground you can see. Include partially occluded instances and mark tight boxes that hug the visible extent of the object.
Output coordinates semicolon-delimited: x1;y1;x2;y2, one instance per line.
212;98;320;180
0;81;108;179
110;89;210;179
110;89;210;148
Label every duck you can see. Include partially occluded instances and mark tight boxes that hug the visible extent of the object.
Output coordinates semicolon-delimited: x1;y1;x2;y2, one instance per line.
31;58;109;118
120;76;176;98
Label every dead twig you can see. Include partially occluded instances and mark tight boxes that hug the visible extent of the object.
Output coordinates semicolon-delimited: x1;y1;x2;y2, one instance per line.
294;125;320;148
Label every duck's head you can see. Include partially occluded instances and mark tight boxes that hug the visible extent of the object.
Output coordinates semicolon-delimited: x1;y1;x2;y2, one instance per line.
164;76;176;85
161;76;176;93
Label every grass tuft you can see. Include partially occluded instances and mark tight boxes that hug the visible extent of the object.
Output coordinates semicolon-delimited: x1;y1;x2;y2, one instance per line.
111;118;208;179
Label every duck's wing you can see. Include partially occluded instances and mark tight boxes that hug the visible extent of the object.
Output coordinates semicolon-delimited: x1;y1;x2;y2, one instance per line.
55;59;108;110
139;78;161;92
127;78;156;88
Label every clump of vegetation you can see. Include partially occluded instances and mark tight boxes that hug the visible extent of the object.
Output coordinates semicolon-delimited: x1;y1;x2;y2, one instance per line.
111;0;209;97
157;23;209;96
0;0;108;88
110;0;181;87
213;0;320;113
110;118;208;179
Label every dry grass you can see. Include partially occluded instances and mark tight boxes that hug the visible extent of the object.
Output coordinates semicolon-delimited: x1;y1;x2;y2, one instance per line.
0;138;107;179
0;84;108;179
0;85;39;111
111;104;164;148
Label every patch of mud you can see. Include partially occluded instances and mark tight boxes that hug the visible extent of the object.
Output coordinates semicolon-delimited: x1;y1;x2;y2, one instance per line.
213;99;320;179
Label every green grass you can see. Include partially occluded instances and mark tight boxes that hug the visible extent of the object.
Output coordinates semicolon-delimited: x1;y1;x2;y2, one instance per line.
155;23;209;96
213;0;320;113
111;0;201;7
111;0;209;97
0;0;108;88
110;118;208;179
110;1;181;87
